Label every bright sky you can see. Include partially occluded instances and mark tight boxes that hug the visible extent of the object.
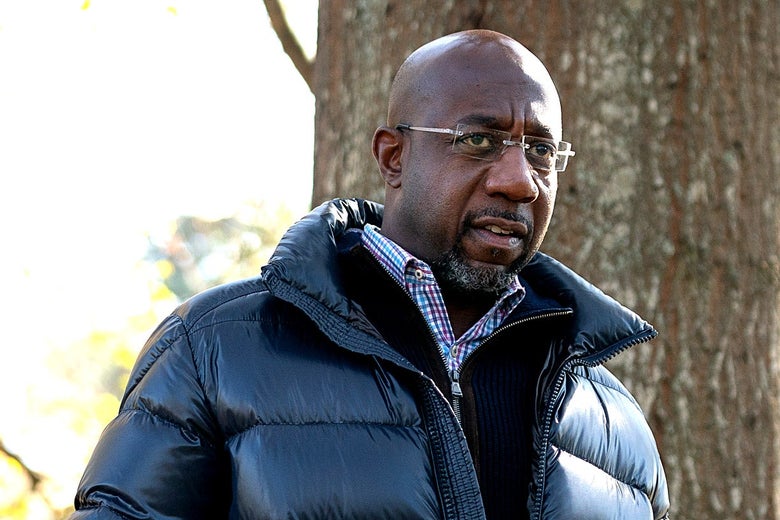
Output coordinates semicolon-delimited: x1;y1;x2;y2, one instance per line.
0;0;316;514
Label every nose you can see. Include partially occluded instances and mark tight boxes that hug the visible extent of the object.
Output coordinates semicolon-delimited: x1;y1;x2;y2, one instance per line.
483;146;540;203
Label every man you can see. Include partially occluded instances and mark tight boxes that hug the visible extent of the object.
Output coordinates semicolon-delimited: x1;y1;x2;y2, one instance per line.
72;30;669;519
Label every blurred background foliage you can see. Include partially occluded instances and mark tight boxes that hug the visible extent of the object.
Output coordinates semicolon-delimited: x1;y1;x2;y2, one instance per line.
145;201;295;300
0;0;316;517
0;201;298;519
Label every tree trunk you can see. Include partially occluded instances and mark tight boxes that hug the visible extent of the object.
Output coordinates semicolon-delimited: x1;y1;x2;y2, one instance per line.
313;1;780;518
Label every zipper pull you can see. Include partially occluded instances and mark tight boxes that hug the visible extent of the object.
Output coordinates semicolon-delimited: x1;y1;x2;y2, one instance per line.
450;369;463;397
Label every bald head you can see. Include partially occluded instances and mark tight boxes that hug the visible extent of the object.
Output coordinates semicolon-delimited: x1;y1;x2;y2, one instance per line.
387;30;560;131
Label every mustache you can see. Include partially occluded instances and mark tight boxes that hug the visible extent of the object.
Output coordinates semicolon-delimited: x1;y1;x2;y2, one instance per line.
463;208;532;233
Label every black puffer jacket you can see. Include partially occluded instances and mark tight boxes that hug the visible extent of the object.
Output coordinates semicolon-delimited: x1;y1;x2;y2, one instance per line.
72;198;669;519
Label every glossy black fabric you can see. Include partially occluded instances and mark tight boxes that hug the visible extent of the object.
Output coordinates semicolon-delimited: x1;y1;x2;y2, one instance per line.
338;240;551;519
71;198;669;519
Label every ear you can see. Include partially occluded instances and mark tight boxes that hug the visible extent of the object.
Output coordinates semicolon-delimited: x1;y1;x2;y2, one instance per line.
372;126;404;189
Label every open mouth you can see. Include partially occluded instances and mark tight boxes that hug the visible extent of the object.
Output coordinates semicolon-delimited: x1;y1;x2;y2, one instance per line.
471;223;524;250
467;212;530;253
459;210;531;264
484;224;514;236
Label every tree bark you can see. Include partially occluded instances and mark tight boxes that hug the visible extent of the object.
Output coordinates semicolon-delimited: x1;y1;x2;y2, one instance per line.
313;0;483;203
312;1;780;518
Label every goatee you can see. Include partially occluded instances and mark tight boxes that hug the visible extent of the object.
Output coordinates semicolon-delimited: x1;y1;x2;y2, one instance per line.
429;210;532;295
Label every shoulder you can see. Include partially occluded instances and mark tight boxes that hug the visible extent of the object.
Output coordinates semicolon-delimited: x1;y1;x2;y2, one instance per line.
566;364;641;409
173;276;275;329
154;275;316;341
130;276;303;387
166;276;320;366
558;364;654;454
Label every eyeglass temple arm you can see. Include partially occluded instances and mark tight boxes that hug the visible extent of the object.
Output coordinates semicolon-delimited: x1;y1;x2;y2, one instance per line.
396;124;463;136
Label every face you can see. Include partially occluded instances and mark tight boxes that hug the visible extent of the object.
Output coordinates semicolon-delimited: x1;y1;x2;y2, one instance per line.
378;38;562;295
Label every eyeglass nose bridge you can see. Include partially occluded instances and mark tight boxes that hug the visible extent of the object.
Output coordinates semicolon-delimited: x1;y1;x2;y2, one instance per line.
500;138;530;154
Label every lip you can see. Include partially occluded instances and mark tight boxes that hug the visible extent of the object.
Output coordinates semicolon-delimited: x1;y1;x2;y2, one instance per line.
461;215;529;263
470;215;528;241
469;226;523;249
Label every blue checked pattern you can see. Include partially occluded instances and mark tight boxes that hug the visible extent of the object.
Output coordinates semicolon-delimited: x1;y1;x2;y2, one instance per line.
362;224;525;373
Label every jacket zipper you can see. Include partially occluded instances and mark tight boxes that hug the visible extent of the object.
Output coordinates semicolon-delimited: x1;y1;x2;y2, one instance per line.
369;259;469;405
445;310;571;423
371;256;582;451
529;328;657;520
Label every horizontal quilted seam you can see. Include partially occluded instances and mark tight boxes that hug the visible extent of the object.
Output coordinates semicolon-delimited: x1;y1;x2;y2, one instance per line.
549;442;649;494
229;420;425;442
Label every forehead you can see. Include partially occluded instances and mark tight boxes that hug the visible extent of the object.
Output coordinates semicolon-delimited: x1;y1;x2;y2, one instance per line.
413;42;561;136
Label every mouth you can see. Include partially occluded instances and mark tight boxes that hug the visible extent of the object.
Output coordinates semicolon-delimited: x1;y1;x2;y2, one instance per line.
484;224;512;235
461;213;530;263
482;224;522;247
475;215;528;240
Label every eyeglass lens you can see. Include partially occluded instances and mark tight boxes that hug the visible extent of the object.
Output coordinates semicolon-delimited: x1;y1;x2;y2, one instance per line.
453;124;564;172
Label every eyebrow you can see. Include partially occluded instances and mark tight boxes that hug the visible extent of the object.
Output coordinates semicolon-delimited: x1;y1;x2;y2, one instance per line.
456;114;503;127
525;121;555;138
456;115;555;138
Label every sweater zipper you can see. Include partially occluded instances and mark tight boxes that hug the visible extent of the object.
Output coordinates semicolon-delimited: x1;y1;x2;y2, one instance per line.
529;328;657;520
372;257;574;427
445;310;571;423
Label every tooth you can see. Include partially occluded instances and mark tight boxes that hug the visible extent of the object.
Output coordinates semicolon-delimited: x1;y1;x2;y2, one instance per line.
486;224;511;235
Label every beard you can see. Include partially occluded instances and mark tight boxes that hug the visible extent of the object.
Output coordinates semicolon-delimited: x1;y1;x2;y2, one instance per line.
430;248;526;295
429;210;533;295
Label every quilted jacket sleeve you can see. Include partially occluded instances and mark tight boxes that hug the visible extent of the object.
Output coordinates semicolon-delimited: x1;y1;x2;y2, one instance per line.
70;314;229;519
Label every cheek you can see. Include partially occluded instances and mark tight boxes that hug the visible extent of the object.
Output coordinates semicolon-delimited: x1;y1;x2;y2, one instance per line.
544;184;557;217
532;177;558;237
411;181;469;253
538;174;558;210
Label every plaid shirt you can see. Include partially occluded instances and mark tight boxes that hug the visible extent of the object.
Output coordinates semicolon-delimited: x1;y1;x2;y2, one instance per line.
361;224;525;374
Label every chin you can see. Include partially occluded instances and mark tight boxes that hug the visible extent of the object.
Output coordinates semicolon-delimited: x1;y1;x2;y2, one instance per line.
431;251;526;295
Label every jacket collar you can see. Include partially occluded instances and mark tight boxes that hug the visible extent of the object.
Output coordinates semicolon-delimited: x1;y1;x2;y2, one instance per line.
262;198;382;315
261;198;656;363
261;198;414;368
517;253;657;361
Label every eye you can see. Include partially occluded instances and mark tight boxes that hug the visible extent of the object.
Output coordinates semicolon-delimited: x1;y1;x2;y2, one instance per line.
526;140;557;160
459;132;499;151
